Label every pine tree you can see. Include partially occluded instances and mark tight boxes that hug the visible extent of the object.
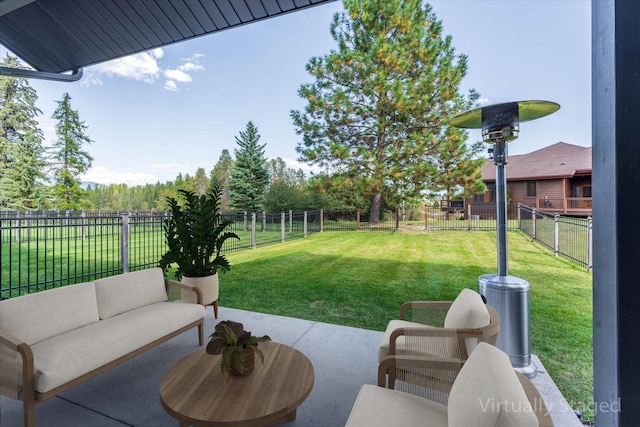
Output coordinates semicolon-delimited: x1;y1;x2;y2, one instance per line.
192;167;209;196
50;92;94;210
291;0;480;222
209;149;234;210
0;54;49;210
228;121;270;212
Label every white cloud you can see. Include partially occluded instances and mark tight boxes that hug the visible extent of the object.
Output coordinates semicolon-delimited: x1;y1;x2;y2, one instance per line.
82;48;204;91
162;54;205;91
163;80;178;91
478;98;491;105
164;68;192;82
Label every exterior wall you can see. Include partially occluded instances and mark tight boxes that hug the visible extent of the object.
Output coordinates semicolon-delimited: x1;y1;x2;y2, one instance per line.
505;179;565;207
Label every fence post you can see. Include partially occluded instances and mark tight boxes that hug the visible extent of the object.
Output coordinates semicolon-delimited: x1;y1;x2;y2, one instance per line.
532;208;537;241
289;210;293;232
356;209;360;230
320;209;324;232
467;203;472;231
395;208;399;231
82;210;86;240
15;211;21;244
251;213;256;249
121;213;129;273
262;211;266;232
281;212;285;243
588;216;593;271
554;214;560;257
517;203;522;230
304;211;308;237
424;203;428;230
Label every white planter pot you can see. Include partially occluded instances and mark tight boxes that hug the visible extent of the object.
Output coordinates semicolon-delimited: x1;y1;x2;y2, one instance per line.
181;274;218;306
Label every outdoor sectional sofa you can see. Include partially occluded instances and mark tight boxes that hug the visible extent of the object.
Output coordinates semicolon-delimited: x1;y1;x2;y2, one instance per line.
0;267;205;427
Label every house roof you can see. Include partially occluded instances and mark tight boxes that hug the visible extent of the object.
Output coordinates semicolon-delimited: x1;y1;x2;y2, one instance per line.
0;0;335;77
480;142;592;183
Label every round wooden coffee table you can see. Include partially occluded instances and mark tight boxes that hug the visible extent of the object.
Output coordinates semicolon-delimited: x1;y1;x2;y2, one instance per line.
160;342;314;427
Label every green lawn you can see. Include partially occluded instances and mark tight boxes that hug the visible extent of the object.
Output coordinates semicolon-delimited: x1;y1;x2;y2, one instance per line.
191;229;593;422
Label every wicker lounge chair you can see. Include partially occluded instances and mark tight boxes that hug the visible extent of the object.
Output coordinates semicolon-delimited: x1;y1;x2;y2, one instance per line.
346;342;553;427
378;288;500;363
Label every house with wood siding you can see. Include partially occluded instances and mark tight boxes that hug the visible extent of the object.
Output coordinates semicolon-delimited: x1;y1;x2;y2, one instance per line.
469;142;592;216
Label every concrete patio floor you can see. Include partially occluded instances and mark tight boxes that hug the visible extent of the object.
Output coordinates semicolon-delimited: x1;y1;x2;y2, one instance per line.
1;306;583;427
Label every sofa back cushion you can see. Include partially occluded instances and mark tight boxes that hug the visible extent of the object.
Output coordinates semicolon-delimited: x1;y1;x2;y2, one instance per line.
448;342;538;427
95;268;168;320
0;281;99;345
444;288;490;329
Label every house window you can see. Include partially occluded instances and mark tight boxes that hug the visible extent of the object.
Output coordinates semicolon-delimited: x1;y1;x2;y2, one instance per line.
526;181;537;197
487;183;496;202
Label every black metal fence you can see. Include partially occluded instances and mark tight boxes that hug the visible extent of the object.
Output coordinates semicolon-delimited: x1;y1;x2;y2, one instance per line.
518;205;592;270
1;204;590;298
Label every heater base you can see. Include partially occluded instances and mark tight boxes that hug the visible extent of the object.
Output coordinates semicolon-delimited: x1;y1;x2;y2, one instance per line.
478;274;536;378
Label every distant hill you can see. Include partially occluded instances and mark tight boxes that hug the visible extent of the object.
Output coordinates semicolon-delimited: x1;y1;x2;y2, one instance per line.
81;182;103;190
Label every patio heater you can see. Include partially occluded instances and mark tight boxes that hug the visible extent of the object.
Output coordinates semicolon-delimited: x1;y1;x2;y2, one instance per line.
450;100;560;378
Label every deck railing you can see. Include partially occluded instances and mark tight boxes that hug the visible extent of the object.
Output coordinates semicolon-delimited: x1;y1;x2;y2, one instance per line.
535;197;592;213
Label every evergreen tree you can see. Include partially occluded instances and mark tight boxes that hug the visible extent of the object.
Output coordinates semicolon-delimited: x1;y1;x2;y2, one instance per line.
0;54;49;210
209;149;234;210
263;158;309;212
192;167;209;195
228;121;270;212
435;127;486;201
50;93;94;210
291;0;479;222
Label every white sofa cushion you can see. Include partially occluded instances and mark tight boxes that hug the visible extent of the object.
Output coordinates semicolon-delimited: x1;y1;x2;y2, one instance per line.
448;342;538;427
345;384;448;427
95;268;168;320
0;281;99;345
30;301;204;393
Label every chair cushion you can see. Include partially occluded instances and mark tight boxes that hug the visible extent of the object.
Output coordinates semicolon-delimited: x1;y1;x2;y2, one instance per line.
345;384;448;427
444;288;490;329
0;281;99;345
95;268;168;319
30;301;204;393
448;342;538;427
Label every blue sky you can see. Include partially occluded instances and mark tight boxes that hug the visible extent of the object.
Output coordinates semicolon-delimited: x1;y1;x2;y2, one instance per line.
1;0;591;186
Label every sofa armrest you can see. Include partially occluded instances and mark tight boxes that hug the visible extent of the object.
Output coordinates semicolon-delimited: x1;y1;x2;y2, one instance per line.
0;328;34;401
164;279;203;305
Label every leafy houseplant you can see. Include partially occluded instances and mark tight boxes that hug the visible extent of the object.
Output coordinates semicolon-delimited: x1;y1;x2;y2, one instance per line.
206;320;271;382
160;185;239;279
159;185;239;308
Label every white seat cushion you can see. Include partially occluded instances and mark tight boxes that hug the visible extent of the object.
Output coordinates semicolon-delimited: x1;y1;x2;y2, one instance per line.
0;281;99;345
448;342;538;427
345;384;448;427
95;268;168;320
31;301;204;393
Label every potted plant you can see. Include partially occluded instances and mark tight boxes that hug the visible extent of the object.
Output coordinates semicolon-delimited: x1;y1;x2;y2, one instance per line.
206;320;271;382
159;184;239;317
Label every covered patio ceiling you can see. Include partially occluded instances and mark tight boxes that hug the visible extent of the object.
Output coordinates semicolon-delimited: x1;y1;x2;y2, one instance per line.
0;0;336;80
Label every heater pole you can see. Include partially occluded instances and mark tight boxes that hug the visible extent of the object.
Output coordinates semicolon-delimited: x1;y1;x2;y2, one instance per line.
494;141;508;277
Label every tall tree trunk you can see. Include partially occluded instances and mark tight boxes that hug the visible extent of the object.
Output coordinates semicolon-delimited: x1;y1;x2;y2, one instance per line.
370;192;382;224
